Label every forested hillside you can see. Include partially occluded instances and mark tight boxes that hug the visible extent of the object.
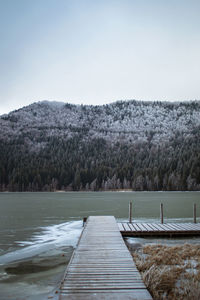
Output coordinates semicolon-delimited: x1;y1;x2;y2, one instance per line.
0;100;200;191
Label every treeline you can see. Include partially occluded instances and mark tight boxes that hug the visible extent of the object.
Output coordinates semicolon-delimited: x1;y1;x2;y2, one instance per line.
0;128;200;191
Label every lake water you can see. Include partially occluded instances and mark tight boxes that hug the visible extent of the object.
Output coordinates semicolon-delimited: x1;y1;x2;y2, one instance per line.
0;191;200;299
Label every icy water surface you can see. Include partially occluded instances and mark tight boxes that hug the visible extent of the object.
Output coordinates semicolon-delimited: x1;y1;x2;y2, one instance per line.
0;191;200;299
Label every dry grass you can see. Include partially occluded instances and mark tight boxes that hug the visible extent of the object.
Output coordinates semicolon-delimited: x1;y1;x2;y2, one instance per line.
130;243;200;299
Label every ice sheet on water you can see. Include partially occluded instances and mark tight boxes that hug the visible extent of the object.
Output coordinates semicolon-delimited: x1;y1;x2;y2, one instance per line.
0;220;82;265
17;220;82;246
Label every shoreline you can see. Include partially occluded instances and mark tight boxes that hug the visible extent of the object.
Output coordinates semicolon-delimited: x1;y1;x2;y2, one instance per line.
1;190;200;193
126;239;200;299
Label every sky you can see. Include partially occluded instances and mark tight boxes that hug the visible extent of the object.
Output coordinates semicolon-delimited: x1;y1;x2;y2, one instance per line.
0;0;200;115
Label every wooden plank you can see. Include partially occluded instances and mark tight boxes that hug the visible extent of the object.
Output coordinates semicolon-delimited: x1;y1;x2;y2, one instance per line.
150;223;166;231
62;283;145;292
68;267;138;271
67;272;141;281
126;223;136;231
182;223;200;230
118;223;124;232
134;223;143;231
59;289;152;300
127;223;134;231
176;223;200;231
130;223;139;231
66;277;143;281
59;216;152;299
68;270;139;273
123;223;131;231
67;276;142;283
170;223;194;231
72;257;131;261
166;223;184;231
121;223;127;231
166;223;183;231
135;223;149;231
144;223;159;231
71;258;133;262
133;223;142;231
154;223;174;231
119;221;200;237
161;223;180;231
141;223;154;231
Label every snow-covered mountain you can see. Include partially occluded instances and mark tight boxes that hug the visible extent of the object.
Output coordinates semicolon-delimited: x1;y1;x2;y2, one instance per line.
0;100;200;191
1;100;200;148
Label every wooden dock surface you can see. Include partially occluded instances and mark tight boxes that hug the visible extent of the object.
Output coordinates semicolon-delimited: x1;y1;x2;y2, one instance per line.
118;222;200;237
59;216;152;300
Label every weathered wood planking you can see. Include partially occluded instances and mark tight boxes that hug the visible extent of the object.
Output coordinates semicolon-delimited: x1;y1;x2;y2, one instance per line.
59;216;152;300
119;222;200;237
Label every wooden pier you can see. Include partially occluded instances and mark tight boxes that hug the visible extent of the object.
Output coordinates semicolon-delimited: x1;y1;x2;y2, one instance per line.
118;222;200;237
59;216;152;299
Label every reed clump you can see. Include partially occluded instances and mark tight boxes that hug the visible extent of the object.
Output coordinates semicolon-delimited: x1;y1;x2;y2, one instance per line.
130;243;200;299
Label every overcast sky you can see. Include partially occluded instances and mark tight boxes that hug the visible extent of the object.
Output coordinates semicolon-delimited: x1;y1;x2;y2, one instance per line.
0;0;200;115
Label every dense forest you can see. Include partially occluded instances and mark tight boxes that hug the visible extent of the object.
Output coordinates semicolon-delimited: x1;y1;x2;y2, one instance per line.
0;100;200;191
